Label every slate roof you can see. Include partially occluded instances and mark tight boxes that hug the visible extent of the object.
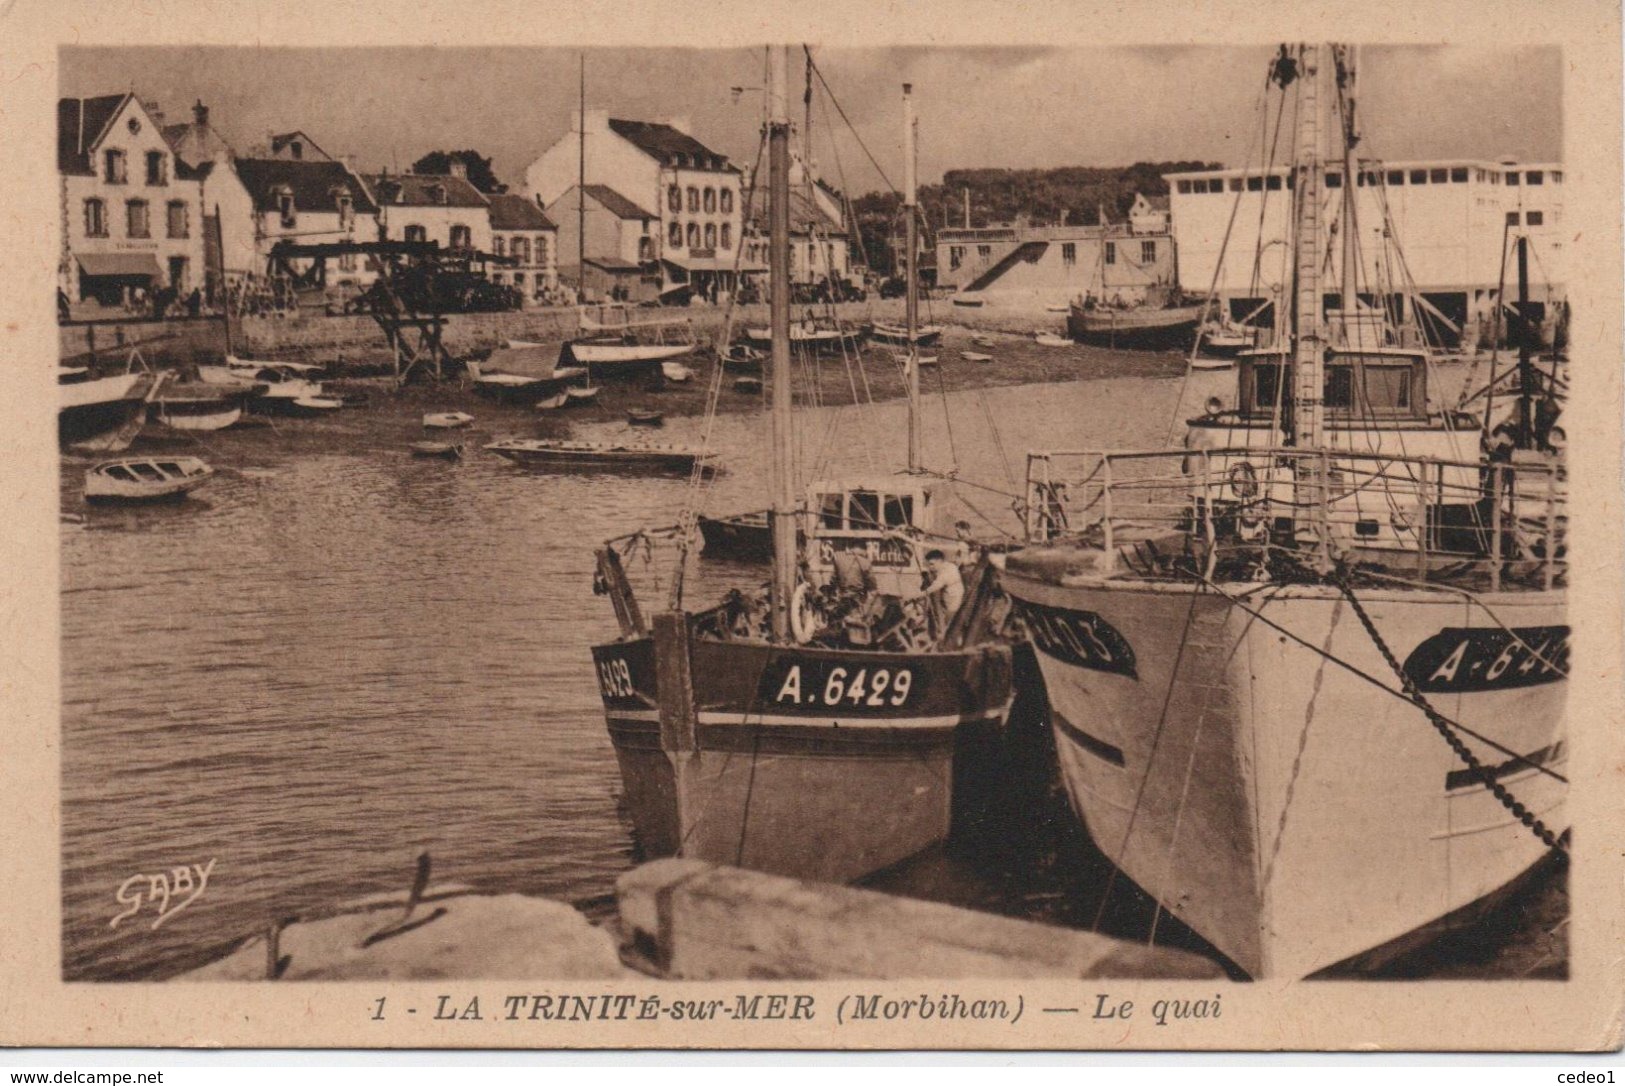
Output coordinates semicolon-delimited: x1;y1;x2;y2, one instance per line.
608;119;734;172
745;187;845;235
163;120;234;168
582;184;656;221
488;193;556;231
270;131;331;161
235;158;379;214
366;173;489;209
58;94;132;175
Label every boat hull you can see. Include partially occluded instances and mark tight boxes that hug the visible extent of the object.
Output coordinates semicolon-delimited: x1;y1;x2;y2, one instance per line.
569;341;694;366
1068;304;1202;348
697;512;772;560
870;323;943;347
593;632;1015;883
999;561;1567;978
486;441;714;474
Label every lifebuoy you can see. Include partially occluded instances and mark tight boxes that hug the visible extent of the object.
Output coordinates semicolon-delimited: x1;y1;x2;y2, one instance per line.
1228;461;1266;540
790;581;820;644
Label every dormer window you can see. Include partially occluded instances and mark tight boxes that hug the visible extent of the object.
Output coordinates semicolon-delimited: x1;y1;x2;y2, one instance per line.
290;140;303;160
104;149;127;184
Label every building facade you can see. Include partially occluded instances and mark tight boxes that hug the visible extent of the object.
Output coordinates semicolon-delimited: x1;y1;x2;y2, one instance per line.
58;93;207;310
740;157;854;294
216;157;380;291
487;193;559;305
368;167;493;255
544;184;661;303
524;112;746;300
1166;158;1565;339
936;221;1175;304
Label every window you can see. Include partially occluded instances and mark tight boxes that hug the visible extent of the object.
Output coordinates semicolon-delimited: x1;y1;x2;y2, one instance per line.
1451;167;1469;183
513;237;530;264
668;221;682;247
427;184;446;204
1507;171;1520;186
1141;240;1156;264
704;223;716;248
537;236;549;265
146;150;167;186
686;187;699;213
126;199;149;239
703;187;716;213
720;223;731;250
290;140;303;160
275;186;296;228
83;198;107;238
1476;169;1486;183
166;200;188;239
1325;172;1342;188
686;222;699;248
336;192;354;230
493;236;506;256
720;189;733;213
103;149;126;184
514;273;526;289
339;252;357;272
1553;170;1563;183
492;273;505;285
1226;177;1241;192
1265;175;1282;191
1062;242;1076;266
1364;366;1412;411
1388;169;1405;186
404;224;427;243
977;244;991;259
1246;176;1263;191
1253;364;1284;410
638;235;653;261
819;493;844;529
1104;241;1116;265
1526;210;1544;226
1429;168;1447;183
949;245;963;270
668;185;681;213
848;491;880;530
1410;169;1427;185
1324;367;1353;409
882;494;913;528
1177;180;1191;194
1506;211;1520;226
1526;170;1544;185
450;224;472;251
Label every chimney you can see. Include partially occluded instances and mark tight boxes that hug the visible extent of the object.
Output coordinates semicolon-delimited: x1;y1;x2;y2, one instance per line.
448;160;468;180
193;99;209;128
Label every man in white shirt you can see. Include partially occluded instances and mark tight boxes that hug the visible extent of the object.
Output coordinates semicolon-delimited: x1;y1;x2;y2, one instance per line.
921;548;964;636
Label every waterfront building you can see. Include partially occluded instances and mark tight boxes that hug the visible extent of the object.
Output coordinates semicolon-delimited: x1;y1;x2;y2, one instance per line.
543;184;661;303
524;112;746;300
256;130;334;162
208;155;379;291
740;156;855;294
936;219;1176;306
58;93;207;312
1166;158;1565;343
487;193;559;306
367;165;492;255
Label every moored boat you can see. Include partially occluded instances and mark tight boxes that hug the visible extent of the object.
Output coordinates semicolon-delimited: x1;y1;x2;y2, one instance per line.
485;438;717;474
83;456;213;503
423;411;476;429
409;441;463;459
149;381;254;432
696;509;773;560
869;321;943;347
1067;294;1202;349
59;370;162;452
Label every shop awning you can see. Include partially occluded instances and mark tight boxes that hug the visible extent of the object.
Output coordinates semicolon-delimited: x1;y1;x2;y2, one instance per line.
663;256;767;275
76;252;162;279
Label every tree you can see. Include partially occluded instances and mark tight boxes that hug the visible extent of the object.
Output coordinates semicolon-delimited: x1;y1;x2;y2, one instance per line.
410;150;507;194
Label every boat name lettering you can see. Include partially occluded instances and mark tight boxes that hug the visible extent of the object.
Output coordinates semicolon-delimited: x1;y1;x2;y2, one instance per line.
818;538;915;568
1013;601;1137;678
768;663;913;708
596;657;637;700
111;858;216;931
1402;626;1569;693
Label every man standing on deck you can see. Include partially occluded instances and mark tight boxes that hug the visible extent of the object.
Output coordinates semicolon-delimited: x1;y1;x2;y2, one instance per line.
921;549;965;636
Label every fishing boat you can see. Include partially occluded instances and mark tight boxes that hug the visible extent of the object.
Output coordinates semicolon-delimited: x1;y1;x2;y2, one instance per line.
590;57;1015;885
423;411;476;429
59;369;163;452
83;456;213;503
149;381;254;432
486;438;717;474
869;321;943;347
696;509;773;560
1000;44;1567;979
1067;287;1203;349
741;320;865;354
409;441;463;459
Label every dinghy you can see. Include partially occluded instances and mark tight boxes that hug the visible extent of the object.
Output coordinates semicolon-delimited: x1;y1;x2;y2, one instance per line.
149;383;248;432
627;409;664;427
533;393;570;411
869;321;942;347
290;395;344;415
409;442;463;459
661;361;695;383
565;386;601;405
485;439;718;474
961;351;994;363
423;412;476;429
1034;333;1071;347
84;456;213;503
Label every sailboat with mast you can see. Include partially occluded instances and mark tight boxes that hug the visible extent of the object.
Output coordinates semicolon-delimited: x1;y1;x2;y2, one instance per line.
1001;43;1567;978
591;48;1015;884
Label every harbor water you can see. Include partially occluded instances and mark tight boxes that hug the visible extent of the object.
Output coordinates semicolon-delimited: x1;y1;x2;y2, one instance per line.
60;356;1556;980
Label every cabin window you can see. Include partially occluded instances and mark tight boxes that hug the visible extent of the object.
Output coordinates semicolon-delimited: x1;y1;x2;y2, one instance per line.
819;493;844;529
1141;240;1156;263
686;187;699;213
703;187;716;213
1387;169;1404;186
720;223;732;250
146;150;167;186
848;491;881;530
720;189;733;213
126;199;150;239
1062;243;1076;266
1364;365;1412;411
668;185;681;212
166;200;188;239
450;225;472;251
669;221;682;247
1451;167;1468;183
1324;366;1353;409
1246;176;1263;192
882;494;913;528
104;149;127;184
686;222;700;248
1104;242;1116;265
1526;170;1544;185
1325;172;1342;188
83;198;108;238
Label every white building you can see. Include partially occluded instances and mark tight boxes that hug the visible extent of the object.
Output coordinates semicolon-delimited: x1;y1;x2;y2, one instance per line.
218;157;380;290
741;156;855;295
524;112;747;300
368;167;492;254
487;193;559;305
544;184;661;303
1166;159;1565;340
58;93;207;310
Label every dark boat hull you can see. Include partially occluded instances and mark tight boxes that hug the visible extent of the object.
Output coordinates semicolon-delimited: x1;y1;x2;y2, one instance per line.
1067;304;1202;349
697;512;772;560
593;630;1014;884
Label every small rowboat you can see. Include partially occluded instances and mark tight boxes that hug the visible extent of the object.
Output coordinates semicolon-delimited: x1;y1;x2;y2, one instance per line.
661;362;695;383
628;409;664;427
565;386;601;405
1034;333;1071;347
534;393;570;411
971;335;998;348
410;441;463;459
952;296;985;308
962;351;994;363
869;322;943;347
485;439;719;474
291;395;345;415
84;456;213;503
734;376;763;394
1045;303;1069;314
424;411;475;429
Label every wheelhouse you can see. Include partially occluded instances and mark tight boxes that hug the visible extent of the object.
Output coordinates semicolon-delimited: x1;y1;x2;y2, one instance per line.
1233;346;1430;423
804;476;958;597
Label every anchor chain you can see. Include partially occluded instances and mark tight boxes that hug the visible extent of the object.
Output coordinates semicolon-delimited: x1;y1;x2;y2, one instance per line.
1334;575;1568;857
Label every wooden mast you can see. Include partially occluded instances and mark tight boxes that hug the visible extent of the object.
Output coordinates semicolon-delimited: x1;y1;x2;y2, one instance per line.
903;82;921;472
578;53;586;302
1336;44;1360;344
1290;43;1332;566
767;45;796;642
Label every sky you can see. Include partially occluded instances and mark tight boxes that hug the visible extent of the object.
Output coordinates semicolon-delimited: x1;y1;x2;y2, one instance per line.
59;44;1563;195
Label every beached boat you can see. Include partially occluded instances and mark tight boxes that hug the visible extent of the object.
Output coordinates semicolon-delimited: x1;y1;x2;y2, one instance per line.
423;411;476;429
627;409;664;427
533;393;570;411
570;339;695;367
591;59;1014;885
149;381;254;432
733;376;762;394
486;438;717;474
59;370;163;452
951;295;985;308
1034;333;1071;347
570;312;698;372
720;345;765;374
1000;44;1568;979
199;361;324;413
83;456;213;503
466;357;578;404
409;441;463;459
869;321;943;347
565;386;601;405
289;395;344;416
1067;293;1202;349
962;352;994;363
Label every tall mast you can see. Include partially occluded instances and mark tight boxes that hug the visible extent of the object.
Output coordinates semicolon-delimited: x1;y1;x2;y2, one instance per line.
1337;45;1360;341
1290;43;1333;567
578;54;586;299
1515;233;1536;448
903;82;921;472
767;45;796;642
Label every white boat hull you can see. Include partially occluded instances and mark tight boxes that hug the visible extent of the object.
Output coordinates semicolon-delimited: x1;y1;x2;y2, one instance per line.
570;342;694;365
1000;567;1567;978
